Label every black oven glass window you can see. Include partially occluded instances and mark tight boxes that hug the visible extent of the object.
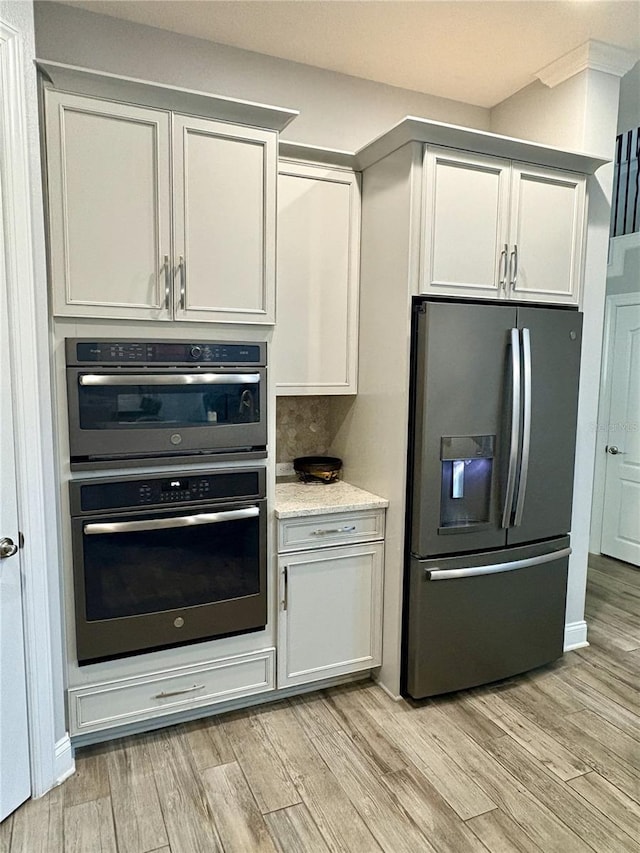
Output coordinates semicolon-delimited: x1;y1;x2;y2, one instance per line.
77;377;261;430
82;510;260;620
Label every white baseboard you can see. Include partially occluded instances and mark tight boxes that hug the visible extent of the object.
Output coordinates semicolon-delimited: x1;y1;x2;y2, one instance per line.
53;734;75;787
373;676;402;702
564;620;589;651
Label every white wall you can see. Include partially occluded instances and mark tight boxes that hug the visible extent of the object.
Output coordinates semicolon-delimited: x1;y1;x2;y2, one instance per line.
33;1;490;152
491;67;622;648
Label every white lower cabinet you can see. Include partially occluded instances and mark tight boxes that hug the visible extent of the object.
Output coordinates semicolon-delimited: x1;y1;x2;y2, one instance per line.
67;648;275;736
277;535;384;689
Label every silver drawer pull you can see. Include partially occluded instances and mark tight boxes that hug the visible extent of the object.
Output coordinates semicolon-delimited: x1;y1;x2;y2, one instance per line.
311;525;357;536
154;683;205;699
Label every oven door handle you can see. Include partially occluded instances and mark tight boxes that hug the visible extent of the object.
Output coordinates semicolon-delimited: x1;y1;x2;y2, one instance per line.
79;373;261;386
84;506;260;535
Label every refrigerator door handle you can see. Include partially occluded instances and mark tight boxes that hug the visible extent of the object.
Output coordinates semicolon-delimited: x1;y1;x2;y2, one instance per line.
513;328;532;526
502;328;521;528
424;546;571;580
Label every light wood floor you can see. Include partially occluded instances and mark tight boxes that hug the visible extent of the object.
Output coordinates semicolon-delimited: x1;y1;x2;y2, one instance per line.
2;553;639;852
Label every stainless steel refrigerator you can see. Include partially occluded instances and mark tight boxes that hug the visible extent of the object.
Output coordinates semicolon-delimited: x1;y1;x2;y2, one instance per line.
404;298;583;699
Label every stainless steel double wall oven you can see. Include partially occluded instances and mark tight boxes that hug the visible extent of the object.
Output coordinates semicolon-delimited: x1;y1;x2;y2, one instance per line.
65;339;269;664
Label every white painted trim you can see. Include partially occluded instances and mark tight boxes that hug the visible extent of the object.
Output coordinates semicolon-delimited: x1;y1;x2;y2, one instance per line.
589;292;640;554
0;21;70;796
536;40;638;89
54;736;75;787
373;676;402;703
607;232;640;278
564;620;589;651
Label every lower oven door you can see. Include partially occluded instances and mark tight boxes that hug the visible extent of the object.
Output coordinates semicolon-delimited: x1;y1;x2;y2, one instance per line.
72;500;267;663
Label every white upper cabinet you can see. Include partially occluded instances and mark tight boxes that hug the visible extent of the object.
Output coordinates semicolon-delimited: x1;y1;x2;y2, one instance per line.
421;147;586;305
46;93;172;320
274;160;360;395
507;164;586;304
45;91;278;323
172;116;276;323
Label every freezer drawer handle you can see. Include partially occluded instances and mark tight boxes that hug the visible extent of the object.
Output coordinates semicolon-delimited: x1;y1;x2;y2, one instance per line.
79;373;260;386
84;506;259;535
424;547;571;580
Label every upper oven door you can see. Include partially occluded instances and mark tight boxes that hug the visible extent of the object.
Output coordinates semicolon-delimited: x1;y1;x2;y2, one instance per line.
66;367;267;461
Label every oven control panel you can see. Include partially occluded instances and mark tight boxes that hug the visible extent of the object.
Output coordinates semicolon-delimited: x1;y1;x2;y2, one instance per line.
71;469;266;515
66;339;265;366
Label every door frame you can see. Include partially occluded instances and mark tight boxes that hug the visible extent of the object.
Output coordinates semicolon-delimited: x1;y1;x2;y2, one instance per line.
0;19;73;796
590;290;640;554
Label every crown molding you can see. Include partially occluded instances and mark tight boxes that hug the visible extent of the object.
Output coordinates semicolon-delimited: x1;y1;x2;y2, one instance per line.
535;40;638;88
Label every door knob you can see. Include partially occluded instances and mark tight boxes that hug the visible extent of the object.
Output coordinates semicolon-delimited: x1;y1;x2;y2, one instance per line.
606;445;624;455
0;537;18;558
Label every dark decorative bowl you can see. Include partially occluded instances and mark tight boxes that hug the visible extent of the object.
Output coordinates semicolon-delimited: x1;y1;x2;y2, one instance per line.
293;456;342;484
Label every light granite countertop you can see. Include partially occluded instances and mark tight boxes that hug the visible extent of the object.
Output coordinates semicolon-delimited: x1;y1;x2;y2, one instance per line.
274;480;389;518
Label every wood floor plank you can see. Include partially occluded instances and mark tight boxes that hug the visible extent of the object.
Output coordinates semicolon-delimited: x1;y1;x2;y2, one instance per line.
288;692;345;738
181;715;235;771
64;797;117;853
565;664;640;719
225;709;301;814
435;692;590;782
9;785;63;853
417;706;594;853
202;761;278;853
326;684;406;773
311;729;438;853
145;726;222;853
583;616;640;653
0;815;12;853
264;803;331;853
485;734;640;853
356;687;497;820
586;593;640;637
568;771;640;843
106;733;168;853
428;691;506;744
466;808;545;853
62;744;110;807
381;764;488;853
258;703;383;853
488;664;640;755
587;555;640;583
564;709;640;772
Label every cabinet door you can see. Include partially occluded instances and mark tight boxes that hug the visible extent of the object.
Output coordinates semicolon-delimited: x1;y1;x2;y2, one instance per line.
172;115;277;324
277;542;383;688
421;148;511;299
508;164;585;305
45;92;171;320
274;162;360;394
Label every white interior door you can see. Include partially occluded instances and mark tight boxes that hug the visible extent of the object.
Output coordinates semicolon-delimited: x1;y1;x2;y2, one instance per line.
0;182;31;820
601;301;640;566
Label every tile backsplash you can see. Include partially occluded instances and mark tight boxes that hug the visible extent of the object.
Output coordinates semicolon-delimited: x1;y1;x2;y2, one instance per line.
276;397;333;463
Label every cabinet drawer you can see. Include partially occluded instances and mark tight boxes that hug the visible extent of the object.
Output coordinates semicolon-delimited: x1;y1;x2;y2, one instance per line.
278;508;385;552
68;648;275;735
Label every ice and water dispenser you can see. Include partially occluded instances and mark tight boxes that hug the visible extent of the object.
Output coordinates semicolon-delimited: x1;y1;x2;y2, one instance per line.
439;435;494;531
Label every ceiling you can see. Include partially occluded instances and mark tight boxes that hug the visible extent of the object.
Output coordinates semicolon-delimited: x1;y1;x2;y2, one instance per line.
59;1;640;107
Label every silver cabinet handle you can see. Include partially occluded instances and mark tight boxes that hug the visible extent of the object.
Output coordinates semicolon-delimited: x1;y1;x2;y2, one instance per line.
79;373;260;386
425;547;571;580
311;525;357;536
179;254;186;311
163;254;171;309
509;244;519;289
498;243;508;291
0;537;18;559
502;328;521;528
154;683;205;699
84;506;259;535
513;328;532;527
